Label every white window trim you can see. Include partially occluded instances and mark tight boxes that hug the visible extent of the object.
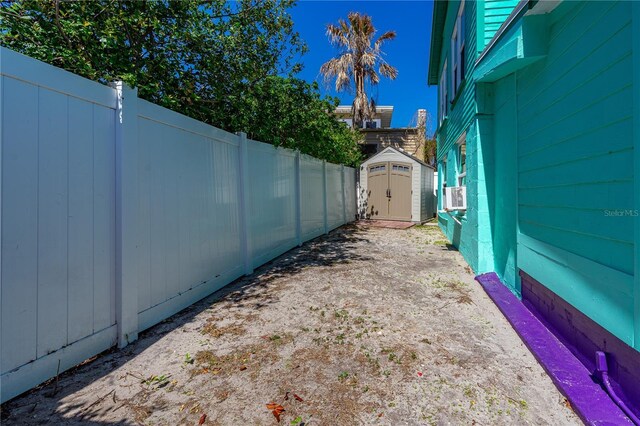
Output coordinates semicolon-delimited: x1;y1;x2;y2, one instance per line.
441;156;448;210
439;60;448;125
456;133;467;188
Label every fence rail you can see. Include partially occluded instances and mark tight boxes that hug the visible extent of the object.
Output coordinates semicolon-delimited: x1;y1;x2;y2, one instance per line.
0;47;356;403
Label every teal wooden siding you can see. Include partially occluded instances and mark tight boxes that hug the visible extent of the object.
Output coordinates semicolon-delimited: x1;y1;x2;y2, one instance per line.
483;0;519;48
437;0;477;160
515;0;635;344
491;75;518;291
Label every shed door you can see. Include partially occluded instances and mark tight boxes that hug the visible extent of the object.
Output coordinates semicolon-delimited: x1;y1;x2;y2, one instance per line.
367;162;389;219
366;161;412;221
389;163;412;220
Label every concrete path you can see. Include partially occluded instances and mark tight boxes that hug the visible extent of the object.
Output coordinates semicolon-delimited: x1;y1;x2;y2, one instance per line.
1;224;580;425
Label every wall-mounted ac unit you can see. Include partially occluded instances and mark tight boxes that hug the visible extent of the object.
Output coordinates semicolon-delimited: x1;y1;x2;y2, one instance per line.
445;186;467;210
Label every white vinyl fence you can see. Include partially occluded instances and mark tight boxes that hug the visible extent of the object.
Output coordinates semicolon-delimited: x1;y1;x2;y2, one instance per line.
0;47;356;403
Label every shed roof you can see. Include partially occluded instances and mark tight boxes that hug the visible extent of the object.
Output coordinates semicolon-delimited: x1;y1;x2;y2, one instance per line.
362;146;435;170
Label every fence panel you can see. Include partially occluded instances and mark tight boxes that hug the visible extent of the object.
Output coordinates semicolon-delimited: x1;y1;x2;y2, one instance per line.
136;100;244;331
0;47;356;403
326;163;345;230
247;140;298;268
1;48;118;401
344;167;357;221
300;155;326;240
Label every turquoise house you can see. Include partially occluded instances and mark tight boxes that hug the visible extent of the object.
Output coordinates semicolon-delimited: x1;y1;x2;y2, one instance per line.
428;0;640;417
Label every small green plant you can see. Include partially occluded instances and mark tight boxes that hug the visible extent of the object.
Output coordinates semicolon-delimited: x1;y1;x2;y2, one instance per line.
290;417;303;425
338;371;349;381
184;353;194;364
144;374;170;388
334;309;349;320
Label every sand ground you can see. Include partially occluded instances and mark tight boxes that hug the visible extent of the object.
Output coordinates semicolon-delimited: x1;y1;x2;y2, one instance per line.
1;223;580;425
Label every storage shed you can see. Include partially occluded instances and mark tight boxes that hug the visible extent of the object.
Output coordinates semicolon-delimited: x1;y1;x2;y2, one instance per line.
358;146;436;222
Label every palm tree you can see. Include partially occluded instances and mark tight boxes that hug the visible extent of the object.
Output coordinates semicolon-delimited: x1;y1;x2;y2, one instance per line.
320;12;398;128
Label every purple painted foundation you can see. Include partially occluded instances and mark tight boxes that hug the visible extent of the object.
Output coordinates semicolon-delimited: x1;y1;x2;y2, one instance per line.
520;270;640;421
475;272;633;425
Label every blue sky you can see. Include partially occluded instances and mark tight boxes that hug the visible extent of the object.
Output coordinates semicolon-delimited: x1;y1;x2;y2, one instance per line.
289;1;437;131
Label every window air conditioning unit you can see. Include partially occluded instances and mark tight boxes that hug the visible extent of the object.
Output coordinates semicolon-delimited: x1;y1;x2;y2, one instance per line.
445;186;467;210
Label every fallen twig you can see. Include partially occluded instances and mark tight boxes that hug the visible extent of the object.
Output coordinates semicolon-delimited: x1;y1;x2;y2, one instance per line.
45;360;61;398
81;389;115;418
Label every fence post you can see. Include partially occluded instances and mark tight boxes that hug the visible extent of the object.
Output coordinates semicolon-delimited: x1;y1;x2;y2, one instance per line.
114;81;139;348
237;132;253;275
323;160;329;234
341;165;347;224
295;151;302;246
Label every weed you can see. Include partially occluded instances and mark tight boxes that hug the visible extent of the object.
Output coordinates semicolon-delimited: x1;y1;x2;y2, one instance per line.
144;374;170;388
334;309;349;320
338;371;349;381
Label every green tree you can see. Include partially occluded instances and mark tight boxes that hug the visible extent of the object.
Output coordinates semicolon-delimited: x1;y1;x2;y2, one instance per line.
0;0;361;165
237;76;362;166
320;12;398;128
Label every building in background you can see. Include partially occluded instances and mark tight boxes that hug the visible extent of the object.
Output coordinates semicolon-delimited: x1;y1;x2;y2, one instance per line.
334;105;428;161
429;0;640;419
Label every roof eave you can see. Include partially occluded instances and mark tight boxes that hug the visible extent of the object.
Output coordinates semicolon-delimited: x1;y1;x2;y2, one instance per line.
427;1;449;86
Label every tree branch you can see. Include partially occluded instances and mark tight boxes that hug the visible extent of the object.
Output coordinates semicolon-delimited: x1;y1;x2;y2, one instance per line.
54;0;72;49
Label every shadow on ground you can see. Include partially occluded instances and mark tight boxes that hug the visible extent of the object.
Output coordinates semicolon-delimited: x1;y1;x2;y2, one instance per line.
0;225;371;425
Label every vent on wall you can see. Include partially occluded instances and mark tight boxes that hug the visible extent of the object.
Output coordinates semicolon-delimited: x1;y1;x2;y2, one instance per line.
445;186;466;210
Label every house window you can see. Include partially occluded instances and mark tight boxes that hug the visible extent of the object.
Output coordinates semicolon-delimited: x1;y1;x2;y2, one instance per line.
441;156;447;209
451;1;466;99
439;60;448;125
363;119;381;129
457;137;466;187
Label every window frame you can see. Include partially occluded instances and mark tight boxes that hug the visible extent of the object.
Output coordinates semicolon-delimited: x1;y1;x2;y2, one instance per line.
363;119;381;129
451;1;466;100
457;137;466;187
439;60;448;125
441;156;448;210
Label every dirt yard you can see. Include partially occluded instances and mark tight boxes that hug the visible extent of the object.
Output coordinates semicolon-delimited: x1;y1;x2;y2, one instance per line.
1;223;580;425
